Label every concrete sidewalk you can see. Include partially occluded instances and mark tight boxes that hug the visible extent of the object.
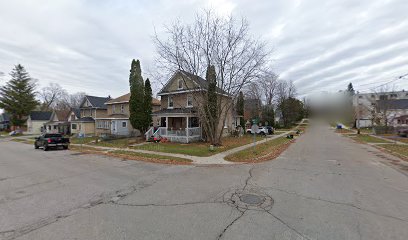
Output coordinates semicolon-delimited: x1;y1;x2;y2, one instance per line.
71;120;307;165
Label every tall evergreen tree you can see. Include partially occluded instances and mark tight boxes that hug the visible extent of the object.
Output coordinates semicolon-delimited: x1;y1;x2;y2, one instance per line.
129;59;145;133
236;91;245;126
347;82;355;96
143;78;153;130
205;65;218;144
0;64;38;127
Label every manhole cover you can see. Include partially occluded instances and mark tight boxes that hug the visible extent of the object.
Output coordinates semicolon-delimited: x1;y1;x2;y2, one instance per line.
223;188;274;211
240;194;264;205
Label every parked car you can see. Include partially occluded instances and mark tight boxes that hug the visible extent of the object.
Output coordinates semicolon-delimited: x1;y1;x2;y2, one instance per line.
397;129;408;137
34;133;70;151
246;126;269;135
265;126;274;134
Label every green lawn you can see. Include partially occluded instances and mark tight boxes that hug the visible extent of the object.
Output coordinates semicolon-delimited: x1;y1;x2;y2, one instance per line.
94;138;144;148
380;144;408;159
110;150;192;164
70;137;96;144
225;137;292;162
132;135;265;157
351;134;389;143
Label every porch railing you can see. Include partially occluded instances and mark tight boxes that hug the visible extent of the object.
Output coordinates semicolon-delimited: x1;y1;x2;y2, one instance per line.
144;127;202;142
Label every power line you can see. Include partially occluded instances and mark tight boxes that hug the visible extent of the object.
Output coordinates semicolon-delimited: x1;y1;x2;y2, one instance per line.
357;73;408;92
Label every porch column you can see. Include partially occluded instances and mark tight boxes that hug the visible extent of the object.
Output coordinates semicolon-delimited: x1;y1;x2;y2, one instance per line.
165;117;168;136
186;116;189;143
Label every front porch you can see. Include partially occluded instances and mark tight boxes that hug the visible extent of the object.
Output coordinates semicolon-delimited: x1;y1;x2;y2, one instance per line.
146;115;202;143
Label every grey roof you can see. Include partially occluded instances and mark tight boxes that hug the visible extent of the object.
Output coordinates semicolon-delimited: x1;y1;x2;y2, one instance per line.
159;70;228;95
71;117;95;122
72;108;81;118
376;99;408;110
152;108;196;116
29;111;53;121
84;95;111;109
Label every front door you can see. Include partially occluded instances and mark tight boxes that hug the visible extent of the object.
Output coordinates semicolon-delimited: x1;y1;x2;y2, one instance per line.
111;120;116;134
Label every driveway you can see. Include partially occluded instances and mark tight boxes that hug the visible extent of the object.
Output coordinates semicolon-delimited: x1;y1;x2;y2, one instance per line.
0;124;407;240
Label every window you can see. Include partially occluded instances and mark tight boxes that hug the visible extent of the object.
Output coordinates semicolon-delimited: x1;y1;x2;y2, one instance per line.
97;121;110;129
178;79;183;89
122;121;127;128
398;119;401;124
371;94;375;98
121;104;124;113
48;125;51;130
187;95;193;107
53;125;57;130
72;124;77;130
168;96;174;108
390;94;398;98
358;96;363;99
112;105;116;113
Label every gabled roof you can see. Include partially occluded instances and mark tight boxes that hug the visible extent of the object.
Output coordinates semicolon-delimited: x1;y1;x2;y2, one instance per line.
376;99;408;110
29;111;53;121
55;110;71;121
71;117;95;122
81;95;111;109
158;70;228;95
72;108;81;118
105;92;161;106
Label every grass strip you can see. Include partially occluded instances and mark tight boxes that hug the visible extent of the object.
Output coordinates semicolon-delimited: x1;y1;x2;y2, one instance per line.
109;150;192;164
225;137;293;163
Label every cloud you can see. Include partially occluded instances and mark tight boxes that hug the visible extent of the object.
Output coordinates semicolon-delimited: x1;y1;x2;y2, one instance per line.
0;0;407;99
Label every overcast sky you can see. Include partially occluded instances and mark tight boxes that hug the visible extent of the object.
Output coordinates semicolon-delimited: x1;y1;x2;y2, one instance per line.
0;0;407;99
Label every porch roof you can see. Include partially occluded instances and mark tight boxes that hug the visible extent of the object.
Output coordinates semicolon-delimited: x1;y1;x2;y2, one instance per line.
71;117;95;123
152;108;196;116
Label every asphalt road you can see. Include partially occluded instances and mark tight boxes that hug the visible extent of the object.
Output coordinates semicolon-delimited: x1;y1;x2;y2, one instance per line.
0;125;408;240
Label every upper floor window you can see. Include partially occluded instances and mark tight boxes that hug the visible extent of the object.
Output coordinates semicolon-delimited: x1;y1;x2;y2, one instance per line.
112;105;116;113
120;104;124;113
178;79;183;89
168;96;174;108
390;94;398;98
187;95;193;107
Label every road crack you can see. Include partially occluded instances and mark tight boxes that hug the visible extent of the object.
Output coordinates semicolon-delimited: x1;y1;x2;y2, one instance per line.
111;201;223;207
217;209;246;240
243;165;255;190
1;182;152;240
266;186;408;223
266;210;312;240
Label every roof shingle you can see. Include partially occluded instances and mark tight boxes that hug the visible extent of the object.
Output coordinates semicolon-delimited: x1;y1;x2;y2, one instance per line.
29;111;53;121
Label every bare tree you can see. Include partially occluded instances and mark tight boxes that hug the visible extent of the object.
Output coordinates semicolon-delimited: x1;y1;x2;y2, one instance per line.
39;83;67;111
373;85;397;128
154;10;270;145
68;92;86;109
276;80;299;127
244;82;263;101
259;71;279;105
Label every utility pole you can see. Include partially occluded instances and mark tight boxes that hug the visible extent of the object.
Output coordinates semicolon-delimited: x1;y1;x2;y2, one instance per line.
356;91;360;134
